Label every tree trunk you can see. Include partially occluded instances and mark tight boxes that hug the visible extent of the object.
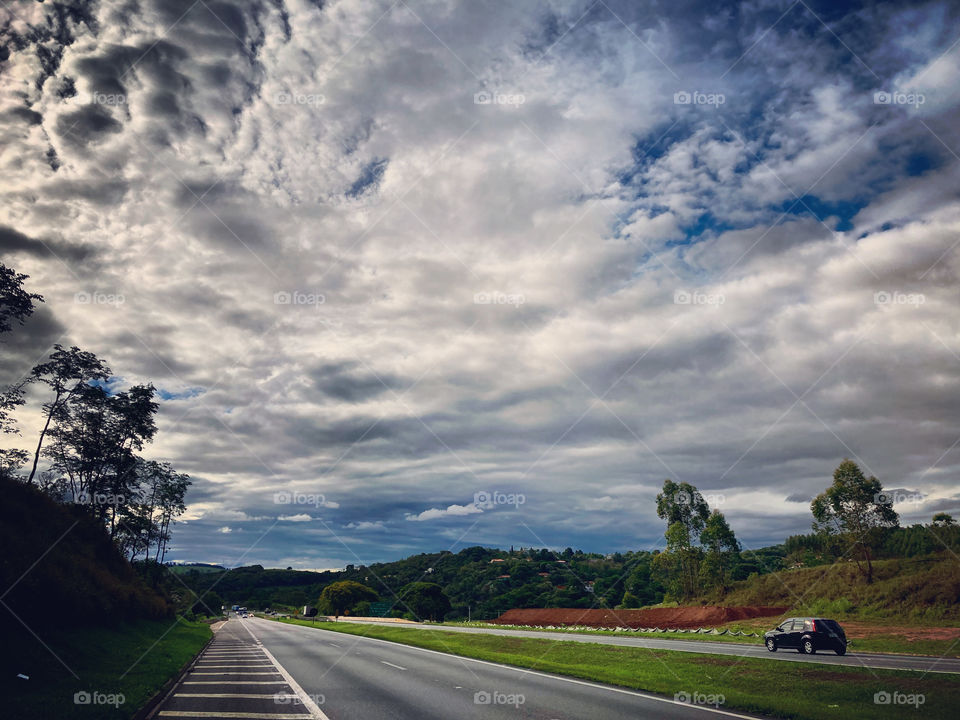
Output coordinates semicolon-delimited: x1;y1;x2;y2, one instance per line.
26;391;60;484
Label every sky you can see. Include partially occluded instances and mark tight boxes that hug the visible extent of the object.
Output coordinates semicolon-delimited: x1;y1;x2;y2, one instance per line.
1;0;959;570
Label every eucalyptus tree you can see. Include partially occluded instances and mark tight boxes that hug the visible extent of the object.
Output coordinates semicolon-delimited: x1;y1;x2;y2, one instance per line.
811;459;899;584
27;345;110;484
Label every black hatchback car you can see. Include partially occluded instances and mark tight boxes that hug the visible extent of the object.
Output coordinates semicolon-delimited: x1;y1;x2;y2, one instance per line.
764;617;847;655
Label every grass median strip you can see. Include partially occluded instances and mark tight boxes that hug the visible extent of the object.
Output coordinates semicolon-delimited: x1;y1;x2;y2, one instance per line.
275;618;956;720
431;622;960;658
6;617;212;720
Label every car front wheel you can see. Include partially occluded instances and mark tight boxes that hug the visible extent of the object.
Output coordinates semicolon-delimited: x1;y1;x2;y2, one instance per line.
765;638;777;652
802;639;815;655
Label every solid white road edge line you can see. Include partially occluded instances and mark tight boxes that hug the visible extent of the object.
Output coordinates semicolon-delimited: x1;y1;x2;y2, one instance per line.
242;620;330;720
380;660;407;670
253;618;759;720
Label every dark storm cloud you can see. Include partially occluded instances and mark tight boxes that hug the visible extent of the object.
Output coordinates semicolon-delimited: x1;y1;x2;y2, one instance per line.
56;105;122;147
0;308;68;380
0;225;93;263
309;361;403;402
1;107;43;125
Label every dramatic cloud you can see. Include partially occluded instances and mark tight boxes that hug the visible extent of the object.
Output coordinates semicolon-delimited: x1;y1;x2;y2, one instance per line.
1;0;959;568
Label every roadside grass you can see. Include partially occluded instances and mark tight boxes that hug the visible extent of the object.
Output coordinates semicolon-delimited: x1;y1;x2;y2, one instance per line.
433;621;960;657
274;617;956;720
5;617;212;720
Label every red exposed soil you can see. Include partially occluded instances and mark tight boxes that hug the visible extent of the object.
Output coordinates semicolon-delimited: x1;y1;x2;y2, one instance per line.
492;606;789;629
839;622;960;641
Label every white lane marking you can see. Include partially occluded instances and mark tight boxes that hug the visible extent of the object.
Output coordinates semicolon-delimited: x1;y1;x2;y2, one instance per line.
241;619;329;720
190;672;281;676
174;693;285;699
266;619;759;720
380;660;407;670
328;642;341;647
181;681;290;685
192;665;275;669
158;713;310;719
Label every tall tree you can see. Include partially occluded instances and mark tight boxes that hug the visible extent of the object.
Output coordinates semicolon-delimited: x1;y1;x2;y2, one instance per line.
932;513;956;527
0;384;29;480
699;510;740;589
656;479;711;539
811;459;899;584
44;381;158;535
27;345;110;484
317;580;378;616
0;263;42;478
0;263;43;334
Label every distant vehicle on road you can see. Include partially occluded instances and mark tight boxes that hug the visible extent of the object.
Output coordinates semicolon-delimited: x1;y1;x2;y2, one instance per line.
231;605;239;612
764;617;847;655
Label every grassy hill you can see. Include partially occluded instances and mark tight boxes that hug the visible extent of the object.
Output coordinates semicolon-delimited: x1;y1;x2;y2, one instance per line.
718;554;960;623
0;477;171;628
0;477;213;719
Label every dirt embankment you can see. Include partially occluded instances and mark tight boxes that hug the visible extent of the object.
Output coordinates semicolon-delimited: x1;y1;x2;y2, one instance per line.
492;606;788;629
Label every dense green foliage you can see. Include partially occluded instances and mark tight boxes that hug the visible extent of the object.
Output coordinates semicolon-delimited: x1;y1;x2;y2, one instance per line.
318;580;379;616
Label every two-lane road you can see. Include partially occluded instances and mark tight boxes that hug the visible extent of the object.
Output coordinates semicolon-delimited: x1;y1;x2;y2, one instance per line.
236;617;763;719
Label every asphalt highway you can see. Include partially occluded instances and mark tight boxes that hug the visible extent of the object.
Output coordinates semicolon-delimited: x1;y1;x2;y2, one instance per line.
336;618;960;674
154;616;768;719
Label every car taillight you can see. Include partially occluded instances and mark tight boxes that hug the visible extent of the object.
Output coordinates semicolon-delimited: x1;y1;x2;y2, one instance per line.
811;621;816;632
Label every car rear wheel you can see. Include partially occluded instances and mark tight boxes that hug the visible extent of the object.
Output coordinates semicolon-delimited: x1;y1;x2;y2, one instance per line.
802;639;815;655
835;645;846;656
765;638;777;652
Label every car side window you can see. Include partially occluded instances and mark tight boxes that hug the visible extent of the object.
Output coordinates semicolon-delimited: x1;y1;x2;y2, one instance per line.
778;623;790;632
803;620;813;631
791;620;804;631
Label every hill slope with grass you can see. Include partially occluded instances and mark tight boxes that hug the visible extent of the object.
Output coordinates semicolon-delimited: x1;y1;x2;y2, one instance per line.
718;554;960;623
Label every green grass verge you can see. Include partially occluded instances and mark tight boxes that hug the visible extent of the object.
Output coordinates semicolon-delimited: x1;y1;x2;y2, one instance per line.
273;617;956;720
5;617;212;719
434;621;960;657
